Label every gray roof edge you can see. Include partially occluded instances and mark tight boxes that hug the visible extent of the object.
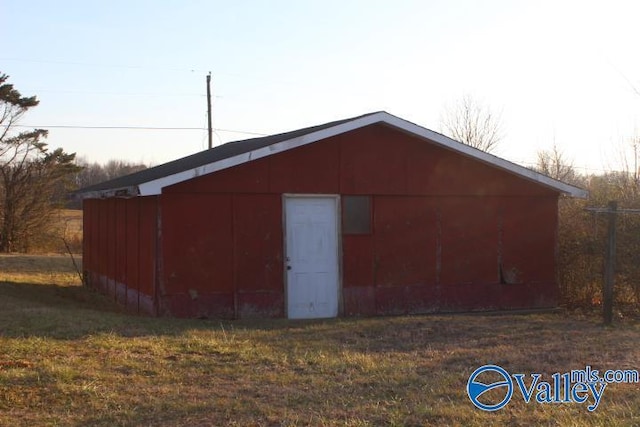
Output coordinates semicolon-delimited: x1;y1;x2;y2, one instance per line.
75;112;381;198
77;110;588;199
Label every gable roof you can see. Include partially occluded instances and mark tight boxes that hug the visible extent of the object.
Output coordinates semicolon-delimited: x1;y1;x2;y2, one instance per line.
77;111;588;199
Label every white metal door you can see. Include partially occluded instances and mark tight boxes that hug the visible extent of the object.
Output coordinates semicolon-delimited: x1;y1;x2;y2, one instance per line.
285;197;339;319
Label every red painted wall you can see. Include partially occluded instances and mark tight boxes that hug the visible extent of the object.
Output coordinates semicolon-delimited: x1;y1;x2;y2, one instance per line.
159;193;284;318
156;123;559;317
83;197;158;315
85;123;561;317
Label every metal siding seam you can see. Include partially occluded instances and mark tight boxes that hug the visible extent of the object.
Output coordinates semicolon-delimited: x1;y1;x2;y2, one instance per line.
232;195;238;319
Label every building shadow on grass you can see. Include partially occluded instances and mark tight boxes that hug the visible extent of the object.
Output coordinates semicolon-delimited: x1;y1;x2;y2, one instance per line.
0;278;607;355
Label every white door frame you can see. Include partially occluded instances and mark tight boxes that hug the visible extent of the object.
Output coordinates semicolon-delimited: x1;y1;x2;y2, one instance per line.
282;194;342;319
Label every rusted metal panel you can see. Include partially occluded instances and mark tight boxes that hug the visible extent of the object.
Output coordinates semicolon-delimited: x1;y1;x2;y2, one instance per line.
375;284;439;315
160;293;235;319
498;281;556;309
343;286;376;316
236;291;284;318
439;283;499;312
499;283;536;309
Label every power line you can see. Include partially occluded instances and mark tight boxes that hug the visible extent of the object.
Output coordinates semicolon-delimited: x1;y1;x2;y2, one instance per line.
1;124;634;174
22;89;205;97
6;124;267;136
605;58;640;98
0;57;208;74
14;124;206;130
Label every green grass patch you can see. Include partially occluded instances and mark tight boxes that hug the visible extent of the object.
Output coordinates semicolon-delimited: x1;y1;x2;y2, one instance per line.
0;255;638;425
0;254;81;285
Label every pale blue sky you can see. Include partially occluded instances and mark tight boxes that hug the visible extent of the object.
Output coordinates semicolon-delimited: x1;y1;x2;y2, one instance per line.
3;0;640;172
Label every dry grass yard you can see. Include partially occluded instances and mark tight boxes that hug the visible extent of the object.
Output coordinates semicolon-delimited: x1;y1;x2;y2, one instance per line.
0;254;638;426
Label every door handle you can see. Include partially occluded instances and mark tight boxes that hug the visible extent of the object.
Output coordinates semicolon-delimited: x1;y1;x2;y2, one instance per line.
287;265;292;270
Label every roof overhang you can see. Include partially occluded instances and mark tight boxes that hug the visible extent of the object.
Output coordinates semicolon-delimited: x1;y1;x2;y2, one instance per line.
85;111;589;199
79;186;140;199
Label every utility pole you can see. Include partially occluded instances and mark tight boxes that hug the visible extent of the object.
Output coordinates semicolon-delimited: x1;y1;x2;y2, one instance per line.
206;72;213;149
603;200;617;325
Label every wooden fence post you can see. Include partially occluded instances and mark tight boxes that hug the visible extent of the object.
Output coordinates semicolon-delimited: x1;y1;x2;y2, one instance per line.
603;200;617;325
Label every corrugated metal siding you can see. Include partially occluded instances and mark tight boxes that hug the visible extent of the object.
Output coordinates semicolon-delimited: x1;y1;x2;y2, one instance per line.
374;197;438;286
106;198;116;299
115;199;127;306
138;197;158;314
439;197;499;286
125;199;139;311
83;197;158;315
85;123;560;318
159;193;284;318
160;193;234;318
232;194;284;317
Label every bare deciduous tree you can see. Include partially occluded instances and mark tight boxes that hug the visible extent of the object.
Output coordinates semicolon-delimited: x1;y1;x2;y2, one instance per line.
440;95;502;153
536;144;580;184
0;73;80;252
74;157;147;189
68;157;148;209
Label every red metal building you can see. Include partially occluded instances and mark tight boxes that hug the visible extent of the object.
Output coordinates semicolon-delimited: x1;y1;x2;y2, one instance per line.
78;112;586;319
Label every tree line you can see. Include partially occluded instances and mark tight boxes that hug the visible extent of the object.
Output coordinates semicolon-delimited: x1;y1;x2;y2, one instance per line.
0;73;80;252
67;158;147;209
441;96;639;312
2;73;638;312
0;73;146;252
530;145;640;313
